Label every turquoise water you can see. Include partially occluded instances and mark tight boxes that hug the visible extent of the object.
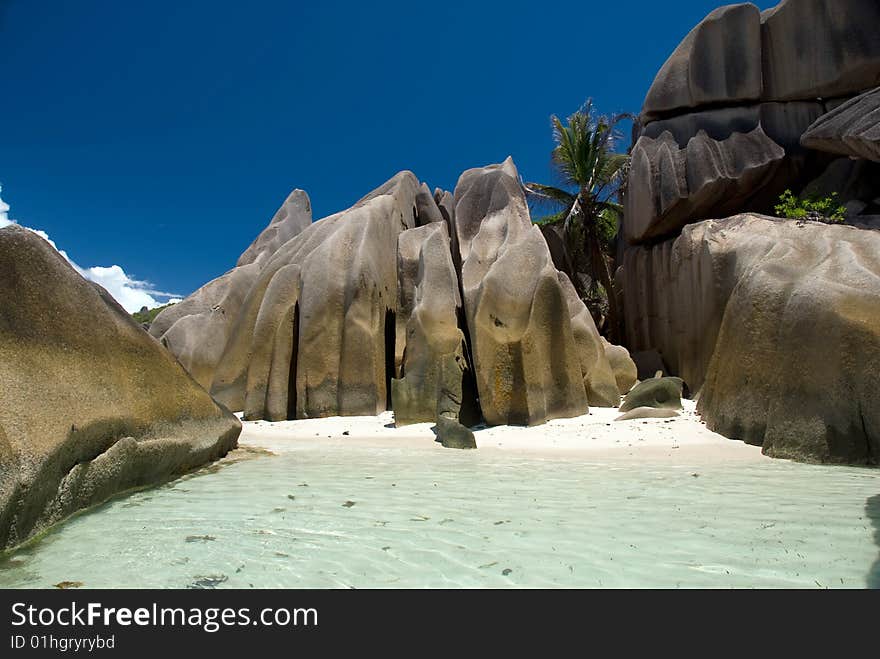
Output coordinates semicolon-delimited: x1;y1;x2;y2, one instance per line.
1;445;878;589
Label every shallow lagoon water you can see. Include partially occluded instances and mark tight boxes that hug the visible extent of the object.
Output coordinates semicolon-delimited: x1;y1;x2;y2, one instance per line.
1;444;878;589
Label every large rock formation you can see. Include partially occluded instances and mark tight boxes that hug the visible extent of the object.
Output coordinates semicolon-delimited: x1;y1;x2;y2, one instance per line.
623;214;880;464
621;0;880;465
222;171;422;419
155;159;635;430
451;159;590;426
628;0;880;244
0;225;241;550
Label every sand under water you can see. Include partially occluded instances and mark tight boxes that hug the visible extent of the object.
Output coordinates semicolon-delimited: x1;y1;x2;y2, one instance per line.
1;402;878;589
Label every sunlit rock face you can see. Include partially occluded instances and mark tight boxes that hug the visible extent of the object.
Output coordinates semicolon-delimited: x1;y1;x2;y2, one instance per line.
696;217;880;465
149;189;313;391
451;158;591;426
214;171;422;419
0;225;241;550
153;159;635;428
622;214;880;464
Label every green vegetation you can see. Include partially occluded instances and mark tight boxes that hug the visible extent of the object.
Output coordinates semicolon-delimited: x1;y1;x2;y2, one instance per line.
524;100;632;342
132;303;174;326
774;189;847;223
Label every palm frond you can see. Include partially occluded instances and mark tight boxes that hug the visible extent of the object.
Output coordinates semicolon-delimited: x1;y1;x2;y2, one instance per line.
523;182;576;208
548;99;631;200
532;209;570;226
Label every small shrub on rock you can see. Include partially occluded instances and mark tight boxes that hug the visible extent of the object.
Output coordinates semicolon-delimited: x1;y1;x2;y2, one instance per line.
775;189;846;224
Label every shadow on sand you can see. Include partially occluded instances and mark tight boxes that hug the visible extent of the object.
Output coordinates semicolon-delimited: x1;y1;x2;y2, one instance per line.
867;494;880;589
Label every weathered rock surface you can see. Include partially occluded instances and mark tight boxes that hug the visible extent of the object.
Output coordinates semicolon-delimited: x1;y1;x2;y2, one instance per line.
615;407;681;422
224;172;421;419
155;159;634;431
391;223;476;425
602;338;639;395
622;221;737;393
236;189;312;267
629;0;880;243
642;102;825;156
152;263;262;390
452;158;589;425
150;189;313;390
761;0;880;102
801;87;880;162
619;377;684;414
642;3;763;121
0;225;241;550
622;0;880;465
625;127;785;243
435;415;477;450
623;214;880;464
558;273;624;408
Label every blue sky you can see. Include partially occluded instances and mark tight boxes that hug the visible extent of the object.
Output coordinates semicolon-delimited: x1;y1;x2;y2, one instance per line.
0;0;777;309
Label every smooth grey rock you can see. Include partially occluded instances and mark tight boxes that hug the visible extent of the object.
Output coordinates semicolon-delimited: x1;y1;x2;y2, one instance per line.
801;87;880;162
643;106;763;146
623;217;763;393
630;0;880;244
642;3;762;121
435;415;477;450
761;0;880;102
619;377;684;413
759;102;828;154
0;225;240;550
434;188;456;232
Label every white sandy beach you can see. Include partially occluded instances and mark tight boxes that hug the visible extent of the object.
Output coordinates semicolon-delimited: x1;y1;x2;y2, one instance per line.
238;400;769;464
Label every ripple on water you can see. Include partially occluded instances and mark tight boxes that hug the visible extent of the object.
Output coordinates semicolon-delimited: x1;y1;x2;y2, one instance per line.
0;447;878;589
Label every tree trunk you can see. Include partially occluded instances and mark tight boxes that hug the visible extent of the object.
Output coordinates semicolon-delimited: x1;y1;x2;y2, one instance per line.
559;202;591;302
586;221;621;344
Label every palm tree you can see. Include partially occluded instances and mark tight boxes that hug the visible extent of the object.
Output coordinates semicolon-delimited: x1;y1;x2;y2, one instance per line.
524;100;632;343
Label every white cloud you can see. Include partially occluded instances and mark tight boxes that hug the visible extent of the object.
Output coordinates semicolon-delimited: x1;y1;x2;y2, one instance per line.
0;188;10;227
0;185;181;313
